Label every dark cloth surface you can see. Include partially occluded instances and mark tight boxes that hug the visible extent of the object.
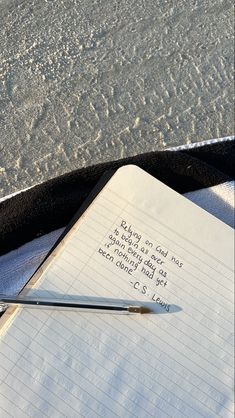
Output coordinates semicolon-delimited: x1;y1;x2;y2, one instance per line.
0;140;234;256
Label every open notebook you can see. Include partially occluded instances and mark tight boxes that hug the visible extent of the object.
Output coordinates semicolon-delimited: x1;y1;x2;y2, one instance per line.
0;165;234;418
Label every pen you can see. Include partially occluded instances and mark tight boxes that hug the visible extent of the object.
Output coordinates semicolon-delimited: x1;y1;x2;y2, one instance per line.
0;296;151;314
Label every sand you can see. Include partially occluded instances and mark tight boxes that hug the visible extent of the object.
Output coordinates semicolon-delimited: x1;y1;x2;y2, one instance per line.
0;0;234;196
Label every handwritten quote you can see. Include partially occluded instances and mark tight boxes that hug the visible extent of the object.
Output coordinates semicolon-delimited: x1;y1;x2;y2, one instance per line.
97;220;184;312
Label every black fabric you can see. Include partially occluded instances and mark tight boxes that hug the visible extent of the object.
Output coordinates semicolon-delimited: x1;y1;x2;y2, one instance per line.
0;140;234;256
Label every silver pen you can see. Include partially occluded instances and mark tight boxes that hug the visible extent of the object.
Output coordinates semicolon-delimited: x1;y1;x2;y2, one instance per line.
0;296;152;314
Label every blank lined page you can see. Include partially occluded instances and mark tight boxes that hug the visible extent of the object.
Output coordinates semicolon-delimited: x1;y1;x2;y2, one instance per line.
0;165;234;418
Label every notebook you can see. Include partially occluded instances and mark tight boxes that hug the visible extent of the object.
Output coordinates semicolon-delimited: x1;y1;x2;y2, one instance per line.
0;165;234;418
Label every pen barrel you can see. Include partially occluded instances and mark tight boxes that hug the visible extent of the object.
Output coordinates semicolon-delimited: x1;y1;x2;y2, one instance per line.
0;298;130;313
0;298;149;313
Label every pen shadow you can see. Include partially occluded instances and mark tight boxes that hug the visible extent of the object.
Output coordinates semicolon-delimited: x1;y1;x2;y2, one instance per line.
22;290;182;315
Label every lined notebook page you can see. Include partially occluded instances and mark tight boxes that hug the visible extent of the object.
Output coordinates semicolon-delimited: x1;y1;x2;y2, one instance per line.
0;165;234;418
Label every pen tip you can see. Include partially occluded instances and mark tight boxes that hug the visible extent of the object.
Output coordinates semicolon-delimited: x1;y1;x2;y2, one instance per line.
128;306;152;314
139;306;152;314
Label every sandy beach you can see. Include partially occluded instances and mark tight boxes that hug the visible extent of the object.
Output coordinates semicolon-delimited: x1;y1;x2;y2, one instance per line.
0;0;234;196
